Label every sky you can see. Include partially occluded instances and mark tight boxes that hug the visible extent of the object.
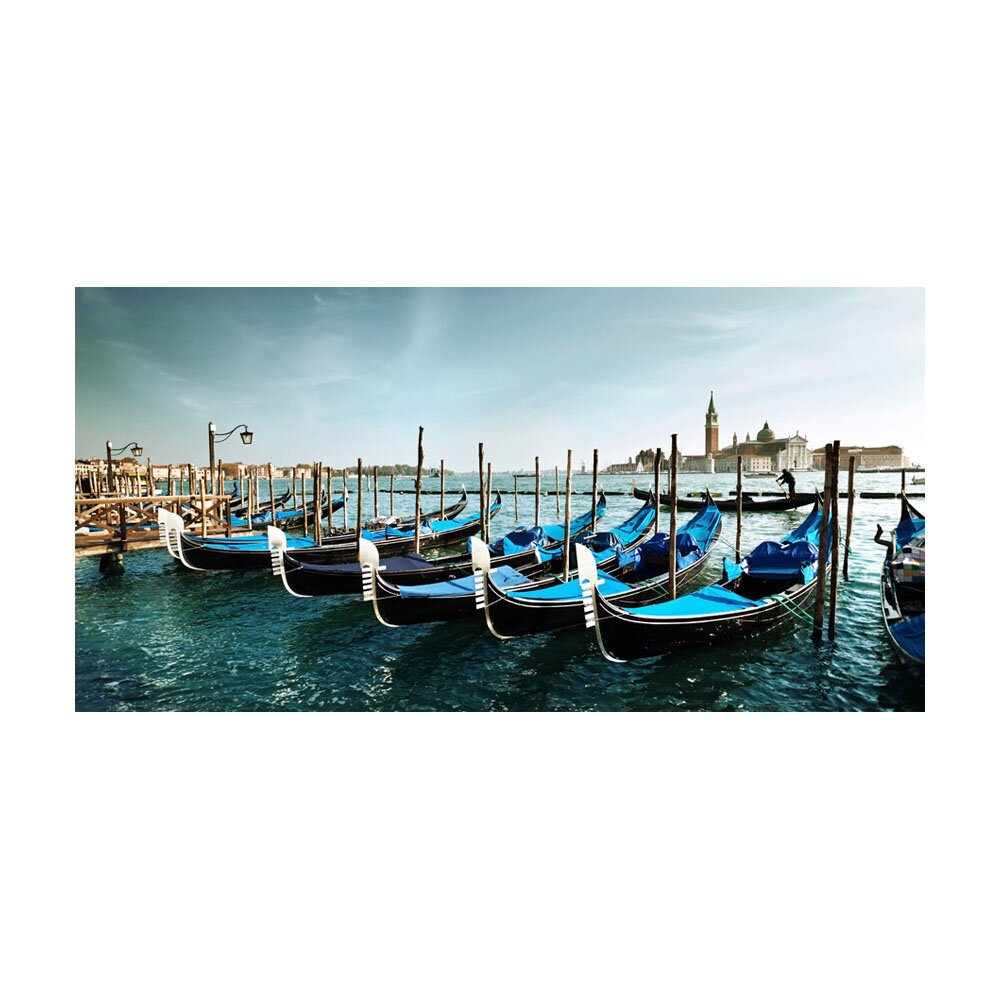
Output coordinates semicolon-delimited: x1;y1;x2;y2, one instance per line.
76;288;924;470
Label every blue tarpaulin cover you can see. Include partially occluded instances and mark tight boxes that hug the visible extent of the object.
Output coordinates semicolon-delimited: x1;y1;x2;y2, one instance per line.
398;564;531;599
617;502;722;580
890;613;925;662
635;584;763;617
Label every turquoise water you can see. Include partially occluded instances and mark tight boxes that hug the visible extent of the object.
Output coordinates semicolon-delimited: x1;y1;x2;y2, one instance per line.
75;471;925;711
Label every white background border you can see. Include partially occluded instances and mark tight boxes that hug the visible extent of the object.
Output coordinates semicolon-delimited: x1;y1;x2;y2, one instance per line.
4;2;992;997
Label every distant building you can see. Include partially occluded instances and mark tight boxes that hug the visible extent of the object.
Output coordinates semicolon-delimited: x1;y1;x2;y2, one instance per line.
812;445;909;470
681;393;811;473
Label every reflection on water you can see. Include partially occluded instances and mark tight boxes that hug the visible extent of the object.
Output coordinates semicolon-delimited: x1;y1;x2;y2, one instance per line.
76;471;924;711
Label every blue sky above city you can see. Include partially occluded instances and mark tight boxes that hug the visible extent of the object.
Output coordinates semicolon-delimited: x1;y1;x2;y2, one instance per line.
76;288;924;470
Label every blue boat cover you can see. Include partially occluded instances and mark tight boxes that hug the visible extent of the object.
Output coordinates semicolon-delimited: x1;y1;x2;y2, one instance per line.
487;525;549;557
890;614;925;662
631;584;763;617
502;571;632;602
199;534;318;552
617;503;722;580
481;499;607;556
743;539;820;579
897;513;926;548
399;564;531;599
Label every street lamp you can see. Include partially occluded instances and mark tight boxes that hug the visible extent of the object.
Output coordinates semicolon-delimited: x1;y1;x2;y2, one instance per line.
105;440;144;493
208;422;254;492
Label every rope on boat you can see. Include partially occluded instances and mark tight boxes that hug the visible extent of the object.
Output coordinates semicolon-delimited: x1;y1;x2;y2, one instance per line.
772;592;814;625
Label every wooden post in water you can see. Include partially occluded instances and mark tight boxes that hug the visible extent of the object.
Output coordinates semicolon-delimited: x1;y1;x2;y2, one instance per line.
486;462;492;544
591;448;599;530
166;465;173;498
268;464;277;528
414;427;424;554
478;442;486;540
669;435;678;600
653;446;662;533
842;455;857;578
901;466;906;497
356;459;363;541
225;495;232;537
314;462;323;544
555;466;560;518
827;441;841;638
812;445;834;639
512;474;518;522
389;473;395;517
199;479;207;537
326;467;333;535
301;471;307;533
440;459;445;519
373;466;379;519
534;456;541;527
735;455;744;561
562;451;572;581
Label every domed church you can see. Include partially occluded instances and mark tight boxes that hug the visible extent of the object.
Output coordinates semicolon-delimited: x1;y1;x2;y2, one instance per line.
683;393;811;473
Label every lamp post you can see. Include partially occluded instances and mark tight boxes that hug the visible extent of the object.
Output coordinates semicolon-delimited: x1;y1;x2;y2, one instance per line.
105;440;143;494
208;422;253;493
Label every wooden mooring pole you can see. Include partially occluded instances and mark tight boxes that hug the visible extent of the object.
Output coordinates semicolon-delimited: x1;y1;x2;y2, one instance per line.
562;450;572;581
326;467;333;535
555;466;560;518
512;474;519;522
269;464;277;528
389;473;395;517
440;459;445;519
414;428;424;554
812;444;834;639
300;471;307;533
842;455;857;579
356;459;363;542
534;456;540;527
653;446;662;533
669;434;678;600
373;466;379;520
591;448;599;530
314;462;323;544
199;479;207;537
828;440;841;638
735;455;743;560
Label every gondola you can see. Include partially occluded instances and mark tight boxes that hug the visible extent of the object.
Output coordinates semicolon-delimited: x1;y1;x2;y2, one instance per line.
473;496;721;638
580;494;829;661
632;485;815;512
228;488;293;518
358;496;658;628
160;489;469;570
159;491;492;572
874;495;925;666
268;493;608;597
229;492;342;529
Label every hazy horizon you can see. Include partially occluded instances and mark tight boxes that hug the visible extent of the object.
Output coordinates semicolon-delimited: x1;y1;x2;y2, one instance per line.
76;287;924;469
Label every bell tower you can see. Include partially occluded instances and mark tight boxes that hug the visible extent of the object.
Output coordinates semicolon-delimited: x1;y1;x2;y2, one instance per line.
705;391;719;455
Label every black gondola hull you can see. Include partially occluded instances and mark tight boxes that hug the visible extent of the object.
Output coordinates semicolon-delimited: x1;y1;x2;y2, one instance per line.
632;486;815;512
591;575;818;660
483;525;718;639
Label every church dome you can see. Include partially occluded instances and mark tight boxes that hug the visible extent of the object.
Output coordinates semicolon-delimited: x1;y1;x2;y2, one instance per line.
756;420;775;443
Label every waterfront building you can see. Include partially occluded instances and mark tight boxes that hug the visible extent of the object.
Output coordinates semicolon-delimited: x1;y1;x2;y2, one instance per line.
681;392;809;473
812;444;909;470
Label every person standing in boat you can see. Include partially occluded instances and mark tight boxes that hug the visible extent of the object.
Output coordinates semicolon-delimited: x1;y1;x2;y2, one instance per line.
776;468;796;497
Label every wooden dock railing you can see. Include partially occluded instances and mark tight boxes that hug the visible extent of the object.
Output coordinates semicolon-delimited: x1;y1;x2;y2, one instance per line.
75;494;233;550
